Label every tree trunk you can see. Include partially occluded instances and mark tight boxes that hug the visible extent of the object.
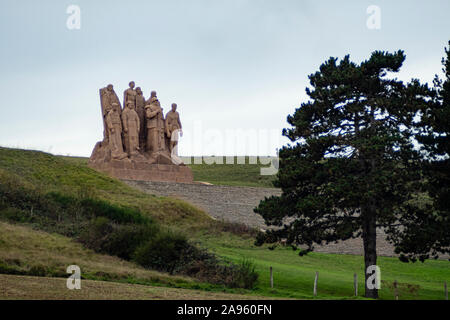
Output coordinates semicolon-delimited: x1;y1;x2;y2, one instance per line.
362;205;378;299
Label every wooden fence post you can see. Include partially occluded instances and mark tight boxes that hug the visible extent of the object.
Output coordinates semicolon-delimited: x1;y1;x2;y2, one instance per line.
354;273;358;296
445;281;448;301
313;271;319;297
270;266;273;289
394;280;399;300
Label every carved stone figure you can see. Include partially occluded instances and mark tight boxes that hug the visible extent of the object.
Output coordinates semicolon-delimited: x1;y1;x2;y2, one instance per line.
100;84;122;142
101;84;122;113
105;103;127;160
123;81;137;110
146;90;157;106
145;97;166;154
135;87;146;149
122;100;140;157
165;103;183;155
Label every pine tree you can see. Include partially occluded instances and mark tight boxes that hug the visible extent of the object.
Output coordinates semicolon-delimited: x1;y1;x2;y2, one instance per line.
254;50;438;299
408;41;450;263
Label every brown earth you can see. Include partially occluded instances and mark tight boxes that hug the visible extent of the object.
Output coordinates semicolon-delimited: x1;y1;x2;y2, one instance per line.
0;274;274;300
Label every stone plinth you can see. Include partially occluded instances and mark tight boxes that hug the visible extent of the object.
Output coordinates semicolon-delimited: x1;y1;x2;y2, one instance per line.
88;158;193;183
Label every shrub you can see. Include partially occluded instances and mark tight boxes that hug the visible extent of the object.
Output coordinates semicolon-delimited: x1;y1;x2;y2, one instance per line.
0;174;39;213
233;259;258;289
0;261;26;275
102;223;160;260
79;197;150;224
45;192;78;210
0;207;29;223
28;265;49;277
216;221;259;238
79;217;160;260
175;247;259;289
78;217;113;252
133;231;190;274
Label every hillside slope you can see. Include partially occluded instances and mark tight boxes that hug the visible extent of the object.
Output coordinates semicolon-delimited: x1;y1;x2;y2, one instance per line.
0;147;212;229
0;147;263;297
0;221;191;286
1;147;448;300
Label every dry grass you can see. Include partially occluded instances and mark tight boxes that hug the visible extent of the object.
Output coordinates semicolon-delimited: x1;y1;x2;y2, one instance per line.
0;274;273;300
0;221;192;285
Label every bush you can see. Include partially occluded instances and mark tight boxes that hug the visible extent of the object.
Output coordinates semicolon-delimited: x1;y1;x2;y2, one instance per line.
78;217;112;252
78;217;159;260
233;259;258;289
0;175;39;213
79;198;150;225
216;221;259;238
28;265;49;277
174;247;259;289
133;231;190;274
45;192;78;210
0;207;30;223
102;223;160;260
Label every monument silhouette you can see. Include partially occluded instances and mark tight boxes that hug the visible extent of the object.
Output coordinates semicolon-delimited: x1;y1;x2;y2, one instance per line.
88;82;193;183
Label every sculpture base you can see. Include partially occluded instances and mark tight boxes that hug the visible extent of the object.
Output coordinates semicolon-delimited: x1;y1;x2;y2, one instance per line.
88;141;193;183
89;159;193;183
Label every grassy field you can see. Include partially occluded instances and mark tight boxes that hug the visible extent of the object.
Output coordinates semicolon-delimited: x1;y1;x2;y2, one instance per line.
0;147;448;300
183;156;277;188
200;234;449;300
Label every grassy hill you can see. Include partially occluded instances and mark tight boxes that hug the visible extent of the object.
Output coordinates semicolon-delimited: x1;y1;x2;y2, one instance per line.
0;147;448;300
0;148;211;228
0;221;191;286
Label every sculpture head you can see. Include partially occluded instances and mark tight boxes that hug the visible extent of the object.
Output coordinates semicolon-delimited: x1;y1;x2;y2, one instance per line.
150;91;157;98
149;97;158;105
171;103;177;112
107;84;114;91
136;87;143;95
110;103;119;112
129;81;135;89
127;101;134;109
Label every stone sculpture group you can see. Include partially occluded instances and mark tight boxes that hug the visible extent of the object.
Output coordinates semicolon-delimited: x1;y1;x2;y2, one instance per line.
89;82;193;183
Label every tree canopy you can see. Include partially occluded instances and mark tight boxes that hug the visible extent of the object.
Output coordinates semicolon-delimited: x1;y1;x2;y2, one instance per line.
255;48;450;299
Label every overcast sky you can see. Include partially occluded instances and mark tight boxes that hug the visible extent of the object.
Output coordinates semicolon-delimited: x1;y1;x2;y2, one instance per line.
0;0;449;157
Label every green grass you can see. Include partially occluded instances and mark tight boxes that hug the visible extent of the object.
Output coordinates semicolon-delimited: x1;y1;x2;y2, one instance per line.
0;147;448;300
0;147;212;230
200;234;450;300
183;156;277;188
